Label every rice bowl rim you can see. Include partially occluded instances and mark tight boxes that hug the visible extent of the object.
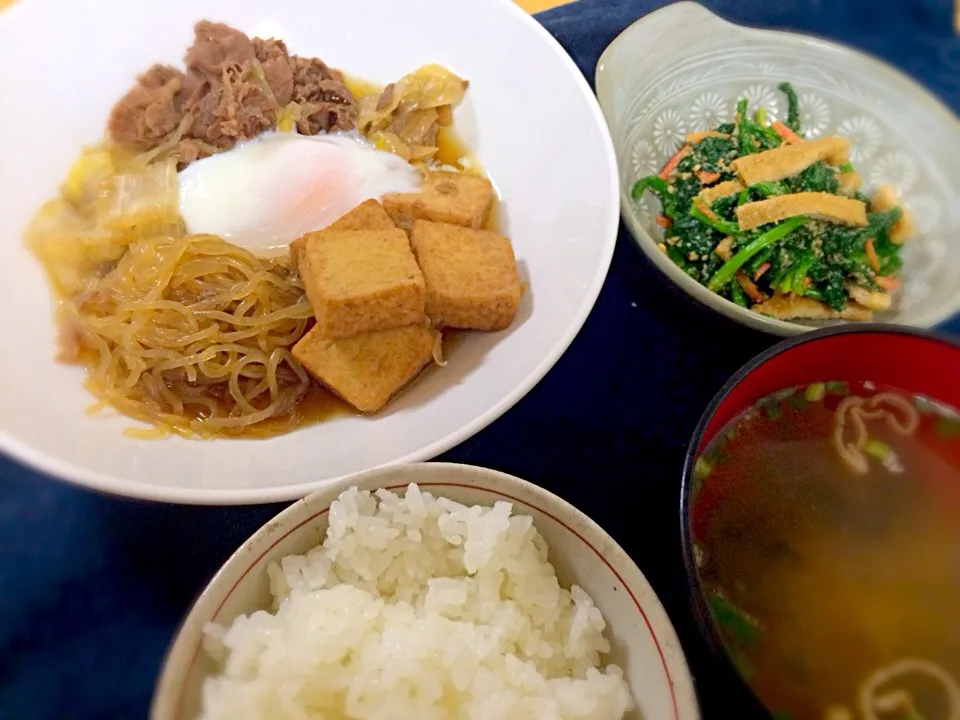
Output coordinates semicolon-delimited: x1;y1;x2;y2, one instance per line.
150;462;701;720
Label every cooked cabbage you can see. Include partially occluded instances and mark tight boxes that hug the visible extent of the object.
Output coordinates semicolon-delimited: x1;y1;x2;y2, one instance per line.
101;160;180;232
26;200;124;296
61;148;116;207
357;64;468;164
27;147;181;296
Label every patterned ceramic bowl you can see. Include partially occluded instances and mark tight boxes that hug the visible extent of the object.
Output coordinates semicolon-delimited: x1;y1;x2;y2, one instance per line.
595;2;960;336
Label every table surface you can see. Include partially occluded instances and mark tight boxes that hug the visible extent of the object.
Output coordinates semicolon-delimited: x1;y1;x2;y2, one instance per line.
0;0;571;13
3;1;959;718
0;0;574;14
516;0;572;11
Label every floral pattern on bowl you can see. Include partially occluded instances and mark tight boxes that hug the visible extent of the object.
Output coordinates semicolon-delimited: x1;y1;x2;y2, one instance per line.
596;2;960;336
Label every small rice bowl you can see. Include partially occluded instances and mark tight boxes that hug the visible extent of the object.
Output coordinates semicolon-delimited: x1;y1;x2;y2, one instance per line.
198;484;635;719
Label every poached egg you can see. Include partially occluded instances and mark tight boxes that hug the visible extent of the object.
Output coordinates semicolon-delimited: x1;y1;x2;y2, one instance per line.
177;132;420;253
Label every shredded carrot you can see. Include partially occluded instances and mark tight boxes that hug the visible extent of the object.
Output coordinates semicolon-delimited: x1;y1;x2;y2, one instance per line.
695;170;721;185
658;145;691;180
736;272;764;303
876;276;900;291
771;121;802;144
753;262;771;281
864;239;880;272
694;197;720;221
655;215;672;228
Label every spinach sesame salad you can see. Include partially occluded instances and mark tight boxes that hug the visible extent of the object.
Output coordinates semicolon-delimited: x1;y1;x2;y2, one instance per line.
632;83;915;322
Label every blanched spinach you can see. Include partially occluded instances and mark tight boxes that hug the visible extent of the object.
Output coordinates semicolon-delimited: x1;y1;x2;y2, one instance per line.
750;181;790;199
686;136;739;175
778;82;801;132
735;99;782;155
788;161;839;194
631;175;675;216
629;83;907;313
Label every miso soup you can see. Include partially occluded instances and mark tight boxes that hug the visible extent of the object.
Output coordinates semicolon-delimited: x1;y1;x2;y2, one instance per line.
689;381;960;720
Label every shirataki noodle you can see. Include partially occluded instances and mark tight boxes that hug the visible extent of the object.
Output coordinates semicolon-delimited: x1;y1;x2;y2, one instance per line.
60;234;314;437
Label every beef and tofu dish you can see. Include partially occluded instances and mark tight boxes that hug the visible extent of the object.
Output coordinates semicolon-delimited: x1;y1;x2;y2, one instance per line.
26;21;523;439
633;83;913;322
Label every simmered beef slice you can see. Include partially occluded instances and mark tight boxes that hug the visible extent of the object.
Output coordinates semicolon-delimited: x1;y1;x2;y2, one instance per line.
107;64;185;150
180;21;276;150
184;21;255;77
290;57;357;134
106;20;358;163
182;61;278;149
254;38;295;106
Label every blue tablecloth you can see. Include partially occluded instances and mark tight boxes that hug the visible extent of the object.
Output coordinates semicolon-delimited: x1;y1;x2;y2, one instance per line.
2;1;958;717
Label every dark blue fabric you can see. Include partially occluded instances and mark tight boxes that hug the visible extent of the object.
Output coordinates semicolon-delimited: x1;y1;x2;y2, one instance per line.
539;0;960;116
2;2;958;718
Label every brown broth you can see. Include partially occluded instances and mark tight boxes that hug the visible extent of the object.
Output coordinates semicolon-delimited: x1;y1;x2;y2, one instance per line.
691;382;960;719
231;384;351;439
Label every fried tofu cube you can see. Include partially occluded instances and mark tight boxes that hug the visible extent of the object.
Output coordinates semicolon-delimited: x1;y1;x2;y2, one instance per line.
289;199;395;269
409;220;522;331
383;171;494;229
293;324;437;413
300;228;425;339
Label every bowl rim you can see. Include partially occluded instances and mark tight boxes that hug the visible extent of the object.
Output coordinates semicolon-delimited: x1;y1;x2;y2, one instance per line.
0;0;621;506
677;323;960;717
595;0;960;338
151;461;701;720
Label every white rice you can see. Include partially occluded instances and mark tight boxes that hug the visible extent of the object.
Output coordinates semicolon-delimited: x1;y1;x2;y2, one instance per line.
199;484;634;720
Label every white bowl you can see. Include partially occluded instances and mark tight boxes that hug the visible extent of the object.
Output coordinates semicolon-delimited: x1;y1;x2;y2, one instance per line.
150;462;700;720
595;1;960;336
0;0;618;503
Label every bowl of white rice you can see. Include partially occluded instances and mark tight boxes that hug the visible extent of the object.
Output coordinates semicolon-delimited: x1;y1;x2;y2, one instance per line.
151;463;699;720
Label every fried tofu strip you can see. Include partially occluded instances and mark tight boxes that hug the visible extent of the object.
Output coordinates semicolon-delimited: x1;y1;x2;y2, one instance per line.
846;282;892;311
696;180;744;209
871;184;916;244
731;137;849;185
837;171;861;195
736;192;867;231
751;294;873;321
685;130;730;144
714;236;733;261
